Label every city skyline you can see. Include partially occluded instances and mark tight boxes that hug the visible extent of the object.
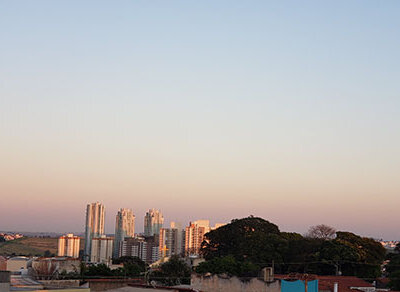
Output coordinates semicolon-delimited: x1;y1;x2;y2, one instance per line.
1;201;396;241
1;1;400;241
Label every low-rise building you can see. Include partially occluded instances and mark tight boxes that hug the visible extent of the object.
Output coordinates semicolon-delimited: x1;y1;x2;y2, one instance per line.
6;257;30;273
31;257;81;279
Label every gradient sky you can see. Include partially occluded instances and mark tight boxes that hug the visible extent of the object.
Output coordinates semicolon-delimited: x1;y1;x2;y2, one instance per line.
1;1;399;240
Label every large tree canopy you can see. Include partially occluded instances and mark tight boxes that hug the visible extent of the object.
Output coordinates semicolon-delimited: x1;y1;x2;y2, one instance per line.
201;216;284;265
198;216;386;279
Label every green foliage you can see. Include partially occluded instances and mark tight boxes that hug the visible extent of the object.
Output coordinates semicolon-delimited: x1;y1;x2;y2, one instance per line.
150;255;191;286
85;264;114;277
113;256;147;277
386;251;400;290
195;255;258;277
332;232;386;278
201;216;283;265
198;217;385;279
281;235;322;274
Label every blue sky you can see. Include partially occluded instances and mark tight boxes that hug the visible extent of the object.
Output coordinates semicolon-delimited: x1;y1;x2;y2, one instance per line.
1;1;399;239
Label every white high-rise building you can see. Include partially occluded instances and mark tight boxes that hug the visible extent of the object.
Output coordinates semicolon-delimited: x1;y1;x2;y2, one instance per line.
113;208;135;258
84;202;105;262
57;234;80;258
144;208;164;236
90;235;113;266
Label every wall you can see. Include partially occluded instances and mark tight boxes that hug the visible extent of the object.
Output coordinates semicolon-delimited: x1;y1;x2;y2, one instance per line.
87;279;144;291
191;274;281;292
0;258;6;271
38;279;80;289
0;271;10;292
6;258;29;272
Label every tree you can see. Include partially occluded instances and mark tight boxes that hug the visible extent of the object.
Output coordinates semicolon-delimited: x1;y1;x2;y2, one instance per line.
195;255;258;277
201;216;284;266
386;248;400;290
395;242;400;253
306;224;336;240
113;256;147;277
151;255;191;286
321;232;386;278
85;264;113;277
280;233;322;274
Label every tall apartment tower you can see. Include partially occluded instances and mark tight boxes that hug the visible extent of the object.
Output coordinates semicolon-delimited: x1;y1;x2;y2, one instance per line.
184;220;225;256
57;234;80;258
84;202;105;262
144;208;164;236
159;222;185;260
113;208;135;258
184;220;210;256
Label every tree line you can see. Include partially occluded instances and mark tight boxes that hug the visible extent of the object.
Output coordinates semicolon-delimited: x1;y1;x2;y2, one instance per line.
197;216;386;280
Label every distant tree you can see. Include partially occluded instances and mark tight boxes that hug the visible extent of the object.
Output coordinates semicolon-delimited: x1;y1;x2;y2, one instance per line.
386;249;400;290
150;255;191;286
306;224;336;240
113;256;145;268
195;255;258;277
196;255;240;276
395;242;400;253
85;264;113;277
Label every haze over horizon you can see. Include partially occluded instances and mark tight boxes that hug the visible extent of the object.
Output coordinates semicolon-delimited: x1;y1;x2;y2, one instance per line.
1;1;399;240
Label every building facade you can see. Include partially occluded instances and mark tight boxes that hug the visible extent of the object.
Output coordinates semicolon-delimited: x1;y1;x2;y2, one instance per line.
121;236;159;264
159;222;185;259
144;208;164;236
184;220;210;256
57;234;80;258
84;202;105;262
113;208;135;259
90;235;113;266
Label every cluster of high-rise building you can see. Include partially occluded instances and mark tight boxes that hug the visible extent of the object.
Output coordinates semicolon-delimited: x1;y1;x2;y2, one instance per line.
57;202;224;266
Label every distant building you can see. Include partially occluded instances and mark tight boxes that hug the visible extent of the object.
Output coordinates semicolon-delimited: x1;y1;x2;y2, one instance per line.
90;235;113;266
31;257;81;278
57;234;80;258
121;236;159;264
144;209;164;236
84;202;105;262
184;220;210;256
159;222;185;260
6;257;30;272
113;208;135;259
184;220;224;256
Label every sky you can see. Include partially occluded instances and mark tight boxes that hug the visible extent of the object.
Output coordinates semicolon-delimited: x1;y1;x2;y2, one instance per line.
1;1;399;240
